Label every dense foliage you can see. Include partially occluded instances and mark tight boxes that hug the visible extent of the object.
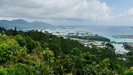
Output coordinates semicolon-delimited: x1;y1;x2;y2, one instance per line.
68;34;110;42
0;27;132;75
123;43;133;50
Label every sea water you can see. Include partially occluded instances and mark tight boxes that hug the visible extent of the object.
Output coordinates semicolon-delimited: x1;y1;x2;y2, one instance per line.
61;25;133;54
70;25;133;42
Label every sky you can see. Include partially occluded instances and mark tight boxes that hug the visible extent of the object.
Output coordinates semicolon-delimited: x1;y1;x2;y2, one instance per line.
0;0;133;26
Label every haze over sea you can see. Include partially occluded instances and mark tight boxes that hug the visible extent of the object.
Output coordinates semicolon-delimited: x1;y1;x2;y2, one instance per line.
66;25;133;42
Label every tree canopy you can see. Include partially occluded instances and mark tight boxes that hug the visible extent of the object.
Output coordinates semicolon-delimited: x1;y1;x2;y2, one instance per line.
0;27;132;75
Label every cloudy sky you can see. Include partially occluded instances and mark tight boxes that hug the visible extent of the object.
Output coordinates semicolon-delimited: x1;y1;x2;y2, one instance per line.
0;0;133;25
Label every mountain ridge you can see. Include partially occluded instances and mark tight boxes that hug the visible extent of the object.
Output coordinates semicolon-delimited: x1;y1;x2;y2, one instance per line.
0;19;56;29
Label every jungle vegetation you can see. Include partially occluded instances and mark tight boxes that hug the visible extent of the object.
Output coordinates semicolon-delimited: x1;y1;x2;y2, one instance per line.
0;27;132;75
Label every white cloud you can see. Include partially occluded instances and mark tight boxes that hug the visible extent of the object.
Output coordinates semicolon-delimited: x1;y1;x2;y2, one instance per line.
0;0;112;24
111;8;133;25
124;8;133;16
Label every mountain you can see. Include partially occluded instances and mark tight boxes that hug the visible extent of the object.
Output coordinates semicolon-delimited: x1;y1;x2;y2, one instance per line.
0;19;56;30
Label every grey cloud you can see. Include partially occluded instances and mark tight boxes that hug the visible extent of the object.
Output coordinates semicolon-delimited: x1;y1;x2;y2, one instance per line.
0;0;112;25
0;0;42;8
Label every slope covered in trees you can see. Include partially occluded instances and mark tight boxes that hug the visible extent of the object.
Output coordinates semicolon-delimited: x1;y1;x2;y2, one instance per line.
0;27;132;75
68;34;110;42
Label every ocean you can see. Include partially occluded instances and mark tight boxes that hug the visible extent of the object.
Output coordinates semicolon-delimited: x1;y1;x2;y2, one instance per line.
61;25;132;54
66;25;133;42
51;25;132;54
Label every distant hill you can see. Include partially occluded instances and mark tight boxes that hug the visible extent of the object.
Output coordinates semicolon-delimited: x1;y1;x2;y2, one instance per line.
0;19;56;30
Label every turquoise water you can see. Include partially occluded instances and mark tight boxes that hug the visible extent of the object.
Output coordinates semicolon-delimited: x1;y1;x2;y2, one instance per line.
72;26;133;42
113;44;129;54
67;25;132;54
55;25;131;53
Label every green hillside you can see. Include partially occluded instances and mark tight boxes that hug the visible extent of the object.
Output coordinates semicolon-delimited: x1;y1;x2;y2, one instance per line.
0;27;132;75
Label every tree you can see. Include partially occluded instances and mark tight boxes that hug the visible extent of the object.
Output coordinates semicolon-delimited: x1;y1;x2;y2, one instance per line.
127;51;133;67
13;27;17;35
15;35;27;47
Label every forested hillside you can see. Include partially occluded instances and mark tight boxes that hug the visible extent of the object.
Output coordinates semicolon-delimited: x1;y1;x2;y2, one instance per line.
0;27;132;75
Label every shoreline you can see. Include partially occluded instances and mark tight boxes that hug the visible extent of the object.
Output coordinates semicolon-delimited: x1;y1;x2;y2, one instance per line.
112;35;133;39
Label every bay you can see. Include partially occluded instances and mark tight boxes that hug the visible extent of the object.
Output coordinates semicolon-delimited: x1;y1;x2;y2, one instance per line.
59;25;133;54
67;25;133;42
